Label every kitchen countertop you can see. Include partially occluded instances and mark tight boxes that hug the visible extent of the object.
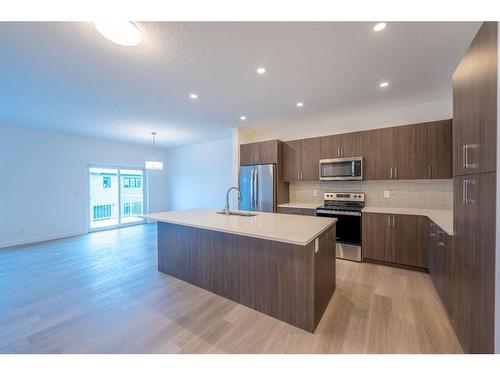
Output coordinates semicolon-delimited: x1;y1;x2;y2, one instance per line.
361;207;453;236
146;208;336;246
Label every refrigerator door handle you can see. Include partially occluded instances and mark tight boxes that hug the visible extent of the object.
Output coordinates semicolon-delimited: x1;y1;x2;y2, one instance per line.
255;170;259;210
250;169;254;210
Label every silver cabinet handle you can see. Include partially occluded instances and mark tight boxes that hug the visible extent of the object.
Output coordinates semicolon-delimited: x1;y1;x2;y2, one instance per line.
428;166;432;178
463;145;472;169
341;147;344;157
387;215;391;227
300;171;303;180
392;215;396;228
394;167;398;179
463;180;469;204
390;167;393;179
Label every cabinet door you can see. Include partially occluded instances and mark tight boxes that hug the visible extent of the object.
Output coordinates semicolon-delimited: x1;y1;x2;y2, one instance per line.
392;214;428;268
363;128;393;180
240;143;257;165
453;172;496;353
283;140;301;181
441;230;455;321
427;120;453;179
255;140;278;164
453;22;497;176
362;213;393;262
339;131;364;158
393;123;428;180
319;134;341;159
428;221;438;288
301;137;321;181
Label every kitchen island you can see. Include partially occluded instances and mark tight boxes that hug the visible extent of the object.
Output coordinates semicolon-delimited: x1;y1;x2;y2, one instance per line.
147;208;337;332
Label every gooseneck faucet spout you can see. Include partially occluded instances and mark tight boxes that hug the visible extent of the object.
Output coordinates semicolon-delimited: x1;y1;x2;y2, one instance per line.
224;187;241;215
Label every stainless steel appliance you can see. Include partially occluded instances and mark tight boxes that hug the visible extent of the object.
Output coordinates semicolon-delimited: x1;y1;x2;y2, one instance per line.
239;164;276;212
316;192;365;262
319;157;363;181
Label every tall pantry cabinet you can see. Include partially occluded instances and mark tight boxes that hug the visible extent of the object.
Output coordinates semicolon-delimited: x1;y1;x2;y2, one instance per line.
452;21;497;354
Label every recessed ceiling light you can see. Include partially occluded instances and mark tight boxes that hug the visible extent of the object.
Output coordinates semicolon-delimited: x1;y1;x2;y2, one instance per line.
94;21;141;46
373;22;387;32
296;102;304;108
256;67;266;75
189;93;198;99
240;116;247;121
379;82;389;88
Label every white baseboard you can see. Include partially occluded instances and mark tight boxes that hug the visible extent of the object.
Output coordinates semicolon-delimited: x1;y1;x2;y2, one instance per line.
0;231;86;249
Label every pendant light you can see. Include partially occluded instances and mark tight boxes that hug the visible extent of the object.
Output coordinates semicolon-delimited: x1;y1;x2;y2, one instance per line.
145;132;164;170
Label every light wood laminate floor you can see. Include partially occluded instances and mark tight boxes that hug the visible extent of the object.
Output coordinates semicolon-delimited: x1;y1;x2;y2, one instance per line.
0;224;462;353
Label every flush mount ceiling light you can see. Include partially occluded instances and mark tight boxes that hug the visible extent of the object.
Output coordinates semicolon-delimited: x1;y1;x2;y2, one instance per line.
240;116;247;121
145;132;164;170
296;102;304;108
379;81;390;88
373;22;387;32
94;21;141;46
256;67;266;75
189;93;198;100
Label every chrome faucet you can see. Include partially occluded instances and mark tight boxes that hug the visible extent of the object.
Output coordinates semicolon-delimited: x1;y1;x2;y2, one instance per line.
224;187;241;215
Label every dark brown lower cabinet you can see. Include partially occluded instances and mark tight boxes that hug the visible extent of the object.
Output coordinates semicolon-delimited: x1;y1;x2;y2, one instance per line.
277;206;316;216
362;213;428;269
428;221;455;323
452;172;496;354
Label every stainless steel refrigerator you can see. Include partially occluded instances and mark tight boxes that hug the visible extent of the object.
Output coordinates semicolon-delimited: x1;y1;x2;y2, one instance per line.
239;164;276;212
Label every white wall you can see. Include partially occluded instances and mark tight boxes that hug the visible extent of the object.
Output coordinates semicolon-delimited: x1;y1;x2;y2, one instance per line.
239;98;453;142
164;137;233;211
0;125;169;248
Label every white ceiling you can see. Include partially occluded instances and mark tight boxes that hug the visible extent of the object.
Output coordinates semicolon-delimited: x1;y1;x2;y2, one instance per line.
0;22;480;148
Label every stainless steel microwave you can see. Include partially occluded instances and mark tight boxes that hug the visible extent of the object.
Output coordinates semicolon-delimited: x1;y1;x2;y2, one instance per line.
319;157;363;181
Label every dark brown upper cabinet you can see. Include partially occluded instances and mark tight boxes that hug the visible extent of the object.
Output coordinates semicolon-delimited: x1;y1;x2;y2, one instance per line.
240;140;279;166
393;123;428;180
427;120;453;179
319;132;364;159
284;138;320;181
363;127;394;180
453;22;497;177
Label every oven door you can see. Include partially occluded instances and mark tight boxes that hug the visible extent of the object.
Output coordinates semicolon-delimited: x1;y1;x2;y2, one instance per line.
319;157;363;181
316;209;362;262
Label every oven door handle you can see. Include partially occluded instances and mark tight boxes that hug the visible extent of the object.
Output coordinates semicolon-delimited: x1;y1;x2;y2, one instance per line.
316;209;361;216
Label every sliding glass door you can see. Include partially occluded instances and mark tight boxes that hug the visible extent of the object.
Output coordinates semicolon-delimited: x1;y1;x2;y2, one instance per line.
88;167;145;230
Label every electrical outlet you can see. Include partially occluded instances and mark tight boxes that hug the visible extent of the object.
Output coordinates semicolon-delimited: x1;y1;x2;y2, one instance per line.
384;191;390;198
313;190;318;196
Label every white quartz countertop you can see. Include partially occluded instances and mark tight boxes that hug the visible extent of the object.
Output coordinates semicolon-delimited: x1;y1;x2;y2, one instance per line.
361;207;453;236
146;208;336;246
277;202;320;210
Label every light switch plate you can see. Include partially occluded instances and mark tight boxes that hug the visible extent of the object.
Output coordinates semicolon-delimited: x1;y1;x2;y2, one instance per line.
384;191;390;198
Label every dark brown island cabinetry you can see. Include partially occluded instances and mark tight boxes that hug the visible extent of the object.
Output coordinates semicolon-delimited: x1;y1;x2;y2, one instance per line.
277;206;316;216
450;22;497;354
362;213;428;269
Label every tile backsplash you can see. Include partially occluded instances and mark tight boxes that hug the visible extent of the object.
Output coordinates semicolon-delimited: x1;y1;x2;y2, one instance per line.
289;180;453;210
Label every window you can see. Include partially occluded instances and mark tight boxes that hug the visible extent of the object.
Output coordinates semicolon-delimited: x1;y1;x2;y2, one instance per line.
103;176;111;188
93;204;112;220
131;202;142;215
123;203;130;216
124;177;141;188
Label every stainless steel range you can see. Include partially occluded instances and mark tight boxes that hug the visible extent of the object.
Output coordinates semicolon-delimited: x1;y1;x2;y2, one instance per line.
316;192;365;262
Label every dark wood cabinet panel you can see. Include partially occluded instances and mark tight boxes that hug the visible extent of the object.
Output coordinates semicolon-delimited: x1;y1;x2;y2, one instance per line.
340;131;364;158
277;206;316;216
363;213;428;268
453;22;497;176
393;123;428;180
453;172;496;353
362;213;394;263
363;128;393;180
284;140;301;181
301;137;321;181
319;134;341;159
427;120;453;179
240;140;279;166
392;214;428;268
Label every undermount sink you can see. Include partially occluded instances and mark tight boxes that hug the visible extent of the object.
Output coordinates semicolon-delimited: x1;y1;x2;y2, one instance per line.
215;210;258;217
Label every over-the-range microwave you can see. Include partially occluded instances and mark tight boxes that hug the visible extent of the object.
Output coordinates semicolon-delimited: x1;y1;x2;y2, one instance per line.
319;157;363;181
